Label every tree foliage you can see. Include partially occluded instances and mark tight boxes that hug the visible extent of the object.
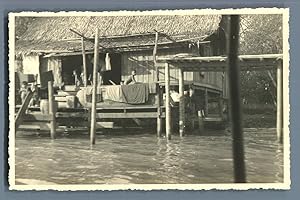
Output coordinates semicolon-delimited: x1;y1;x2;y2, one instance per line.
239;14;282;105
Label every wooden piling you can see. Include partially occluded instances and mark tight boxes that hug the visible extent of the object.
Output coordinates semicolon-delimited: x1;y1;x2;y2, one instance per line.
165;63;171;140
153;31;162;137
90;28;99;145
48;81;56;139
227;15;246;183
81;37;88;87
218;94;223;119
204;88;208;115
198;111;204;134
178;68;185;137
276;60;283;144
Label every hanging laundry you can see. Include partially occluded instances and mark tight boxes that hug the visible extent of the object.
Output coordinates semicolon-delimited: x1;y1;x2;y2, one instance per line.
105;53;112;71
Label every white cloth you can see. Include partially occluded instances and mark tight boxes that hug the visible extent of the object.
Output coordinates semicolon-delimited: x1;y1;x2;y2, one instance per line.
105;53;111;71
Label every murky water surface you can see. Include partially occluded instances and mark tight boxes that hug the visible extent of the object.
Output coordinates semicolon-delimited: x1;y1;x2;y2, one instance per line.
15;129;283;184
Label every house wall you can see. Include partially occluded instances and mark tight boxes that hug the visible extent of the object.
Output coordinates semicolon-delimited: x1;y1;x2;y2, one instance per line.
22;55;40;79
121;47;223;89
121;48;195;85
40;57;63;87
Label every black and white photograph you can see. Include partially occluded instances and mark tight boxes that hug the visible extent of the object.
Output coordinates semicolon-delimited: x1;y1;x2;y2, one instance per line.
8;9;289;190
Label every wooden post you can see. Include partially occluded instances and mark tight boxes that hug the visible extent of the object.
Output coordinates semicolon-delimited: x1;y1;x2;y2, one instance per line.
90;28;99;145
81;37;88;87
276;60;283;144
227;15;246;183
153;31;162;137
218;93;223;119
48;81;56;139
179;68;185;137
198;111;204;134
204;88;208;116
165;63;171;140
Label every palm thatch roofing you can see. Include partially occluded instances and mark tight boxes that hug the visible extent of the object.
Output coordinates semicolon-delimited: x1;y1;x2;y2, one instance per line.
15;15;222;55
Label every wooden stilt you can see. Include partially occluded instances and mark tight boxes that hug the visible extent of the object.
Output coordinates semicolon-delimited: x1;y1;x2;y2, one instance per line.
81;37;88;87
204;88;208;116
276;60;283;144
153;31;162;137
48;81;56;139
198;111;204;134
218;93;223;119
165;63;171;140
179;68;185;137
90;28;99;145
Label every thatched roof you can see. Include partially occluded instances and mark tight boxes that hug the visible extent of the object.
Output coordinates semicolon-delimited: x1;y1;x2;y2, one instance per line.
15;15;222;55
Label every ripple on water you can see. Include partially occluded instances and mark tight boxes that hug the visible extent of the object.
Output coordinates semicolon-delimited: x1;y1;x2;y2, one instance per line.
14;130;283;184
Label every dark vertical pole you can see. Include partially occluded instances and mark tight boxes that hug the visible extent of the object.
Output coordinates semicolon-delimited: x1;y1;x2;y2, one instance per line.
153;31;162;137
178;68;185;137
81;37;88;87
90;28;99;145
227;15;246;183
276;60;283;144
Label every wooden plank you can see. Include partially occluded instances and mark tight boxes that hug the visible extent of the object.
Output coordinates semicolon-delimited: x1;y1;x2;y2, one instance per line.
15;90;34;130
18;122;50;130
23;113;52;121
96;112;165;119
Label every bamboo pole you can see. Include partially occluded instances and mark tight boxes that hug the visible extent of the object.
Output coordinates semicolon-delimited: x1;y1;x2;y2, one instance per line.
179;68;185;137
276;60;283;144
165;63;171;140
48;81;56;139
153;31;162;137
227;15;246;183
81;37;88;87
90;29;99;145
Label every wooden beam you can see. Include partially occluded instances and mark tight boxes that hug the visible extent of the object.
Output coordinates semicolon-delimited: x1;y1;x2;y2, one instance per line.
153;31;162;137
96;112;165;119
178;68;185;137
276;60;283;143
165;63;171;140
90;28;99;145
48;81;56;139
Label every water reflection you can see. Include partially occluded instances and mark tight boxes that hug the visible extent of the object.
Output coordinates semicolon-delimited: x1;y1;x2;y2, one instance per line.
15;129;283;184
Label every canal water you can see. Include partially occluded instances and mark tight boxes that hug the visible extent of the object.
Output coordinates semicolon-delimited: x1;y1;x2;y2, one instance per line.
14;128;283;185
